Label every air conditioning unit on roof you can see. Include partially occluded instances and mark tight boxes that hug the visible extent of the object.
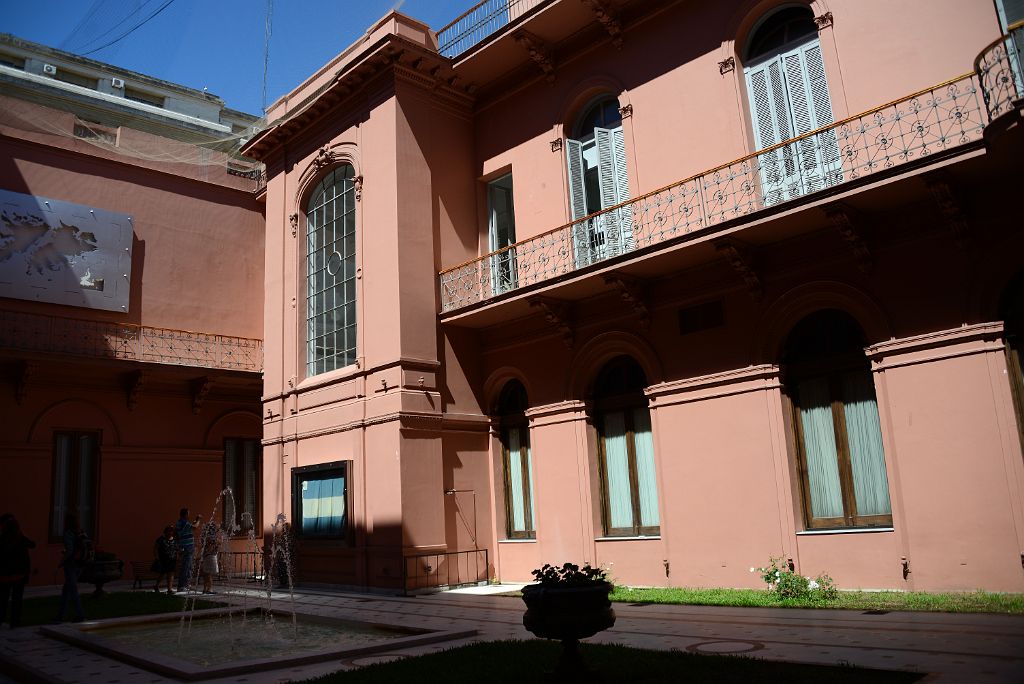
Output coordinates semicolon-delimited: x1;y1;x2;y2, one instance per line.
42;63;57;75
111;77;124;89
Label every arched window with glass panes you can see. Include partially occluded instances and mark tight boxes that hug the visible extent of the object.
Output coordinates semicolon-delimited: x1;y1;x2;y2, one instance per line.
593;356;659;537
565;97;632;267
497;380;535;539
306;165;357;376
783;310;892;530
743;6;842;205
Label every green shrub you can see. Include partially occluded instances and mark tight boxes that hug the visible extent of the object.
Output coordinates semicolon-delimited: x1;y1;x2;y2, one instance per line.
753;556;838;602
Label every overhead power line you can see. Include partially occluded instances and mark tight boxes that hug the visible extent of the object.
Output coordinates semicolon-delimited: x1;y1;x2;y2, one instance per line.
80;0;178;56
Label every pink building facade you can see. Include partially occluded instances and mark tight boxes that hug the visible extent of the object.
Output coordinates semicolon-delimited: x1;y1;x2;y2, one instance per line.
0;36;265;581
246;0;1024;592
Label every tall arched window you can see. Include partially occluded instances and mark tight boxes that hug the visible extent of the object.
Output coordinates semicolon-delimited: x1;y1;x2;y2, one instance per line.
306;165;357;376
566;96;632;266
594;356;659;537
497;380;534;539
744;5;841;205
1000;273;1024;449
783;310;892;529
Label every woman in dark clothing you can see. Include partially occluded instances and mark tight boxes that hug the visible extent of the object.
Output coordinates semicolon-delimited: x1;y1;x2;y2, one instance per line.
151;526;177;594
0;514;36;628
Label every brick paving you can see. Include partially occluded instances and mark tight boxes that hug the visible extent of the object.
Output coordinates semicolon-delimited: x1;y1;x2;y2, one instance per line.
1;582;1022;683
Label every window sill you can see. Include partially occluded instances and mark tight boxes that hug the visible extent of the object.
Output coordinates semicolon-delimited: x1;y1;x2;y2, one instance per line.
594;536;661;542
796;527;894;536
498;538;537;543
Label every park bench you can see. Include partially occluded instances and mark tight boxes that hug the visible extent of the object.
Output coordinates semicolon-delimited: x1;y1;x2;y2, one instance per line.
129;560;160;589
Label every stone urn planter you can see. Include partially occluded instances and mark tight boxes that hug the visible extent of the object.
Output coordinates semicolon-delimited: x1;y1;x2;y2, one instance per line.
522;563;615;674
80;558;124;596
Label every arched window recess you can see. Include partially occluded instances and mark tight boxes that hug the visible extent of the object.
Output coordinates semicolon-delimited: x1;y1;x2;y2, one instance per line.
782;310;892;530
565;97;632;268
743;5;842;206
305;164;357;377
496;380;535;539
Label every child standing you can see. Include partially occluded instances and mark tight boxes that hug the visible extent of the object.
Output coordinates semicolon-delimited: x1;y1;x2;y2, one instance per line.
199;522;220;594
151;526;176;594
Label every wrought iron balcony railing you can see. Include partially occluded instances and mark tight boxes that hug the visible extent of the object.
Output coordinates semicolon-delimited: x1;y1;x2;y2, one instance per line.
0;310;263;372
975;20;1024;123
437;0;548;58
439;73;985;314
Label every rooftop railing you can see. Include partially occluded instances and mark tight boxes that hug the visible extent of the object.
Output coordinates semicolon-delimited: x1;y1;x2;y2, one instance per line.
437;0;548;58
0;309;263;372
975;20;1024;123
439;73;986;314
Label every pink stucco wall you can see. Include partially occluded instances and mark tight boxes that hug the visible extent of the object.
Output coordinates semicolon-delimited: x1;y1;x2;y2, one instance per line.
250;0;1024;593
0;95;264;581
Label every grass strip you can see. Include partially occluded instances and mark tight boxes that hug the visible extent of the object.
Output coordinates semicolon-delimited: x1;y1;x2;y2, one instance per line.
303;639;922;683
17;591;223;627
611;586;1024;613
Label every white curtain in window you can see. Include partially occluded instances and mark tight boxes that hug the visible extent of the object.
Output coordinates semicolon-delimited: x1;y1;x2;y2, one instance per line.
301;475;345;535
52;435;71;537
507;427;526;532
797;378;844;519
602;411;634;529
631;408;659;527
77;434;96;536
527;442;536;527
841;372;891;517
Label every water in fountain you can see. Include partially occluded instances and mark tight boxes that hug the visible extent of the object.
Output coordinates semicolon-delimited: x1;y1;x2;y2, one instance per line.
178;488;299;642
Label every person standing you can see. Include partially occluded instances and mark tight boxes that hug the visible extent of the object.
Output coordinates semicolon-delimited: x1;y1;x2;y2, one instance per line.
0;514;36;628
199;522;220;594
175;508;200;592
151;526;177;595
55;513;85;623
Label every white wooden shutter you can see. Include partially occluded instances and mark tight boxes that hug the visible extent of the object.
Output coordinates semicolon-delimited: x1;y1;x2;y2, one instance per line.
565;138;591;267
611;126;633;250
746;38;840;204
594;127;617;257
745;57;791;205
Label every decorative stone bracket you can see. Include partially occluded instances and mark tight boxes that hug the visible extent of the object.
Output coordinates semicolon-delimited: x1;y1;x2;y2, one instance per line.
825;203;873;273
15;361;33;405
528;296;574;348
925;173;970;248
715;239;762;302
603;272;650;330
580;0;624;49
514;31;556;83
126;370;145;411
191;376;213;415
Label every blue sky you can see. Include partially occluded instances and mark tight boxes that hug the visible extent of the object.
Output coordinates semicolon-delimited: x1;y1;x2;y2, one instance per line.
1;0;469;116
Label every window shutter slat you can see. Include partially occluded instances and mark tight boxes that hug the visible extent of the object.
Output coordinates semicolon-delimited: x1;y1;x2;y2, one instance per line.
594;127;620;257
565;138;592;266
611;126;633;250
802;43;843;187
745;58;787;204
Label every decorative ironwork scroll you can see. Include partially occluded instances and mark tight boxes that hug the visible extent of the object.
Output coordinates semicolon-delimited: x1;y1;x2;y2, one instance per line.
0;309;263;372
439;73;985;313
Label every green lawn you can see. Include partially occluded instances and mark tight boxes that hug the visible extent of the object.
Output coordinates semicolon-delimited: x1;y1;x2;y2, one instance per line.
611;586;1024;613
303;640;922;683
18;591;222;627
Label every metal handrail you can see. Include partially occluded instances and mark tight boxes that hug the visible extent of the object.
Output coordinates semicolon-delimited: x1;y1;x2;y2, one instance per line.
974;19;1024;122
438;71;986;313
0;309;264;372
436;0;548;58
402;548;489;594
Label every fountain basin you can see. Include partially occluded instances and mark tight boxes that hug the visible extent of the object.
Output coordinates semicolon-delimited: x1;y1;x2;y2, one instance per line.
42;608;476;681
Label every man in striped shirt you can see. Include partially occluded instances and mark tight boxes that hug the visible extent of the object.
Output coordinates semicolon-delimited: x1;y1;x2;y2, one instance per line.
175;507;201;592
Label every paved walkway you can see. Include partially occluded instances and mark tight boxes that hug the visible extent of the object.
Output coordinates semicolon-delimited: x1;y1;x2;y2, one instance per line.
1;582;1023;682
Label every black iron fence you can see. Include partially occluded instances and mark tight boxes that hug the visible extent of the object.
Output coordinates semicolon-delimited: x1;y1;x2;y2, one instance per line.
402;549;489;595
216;550;265;583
